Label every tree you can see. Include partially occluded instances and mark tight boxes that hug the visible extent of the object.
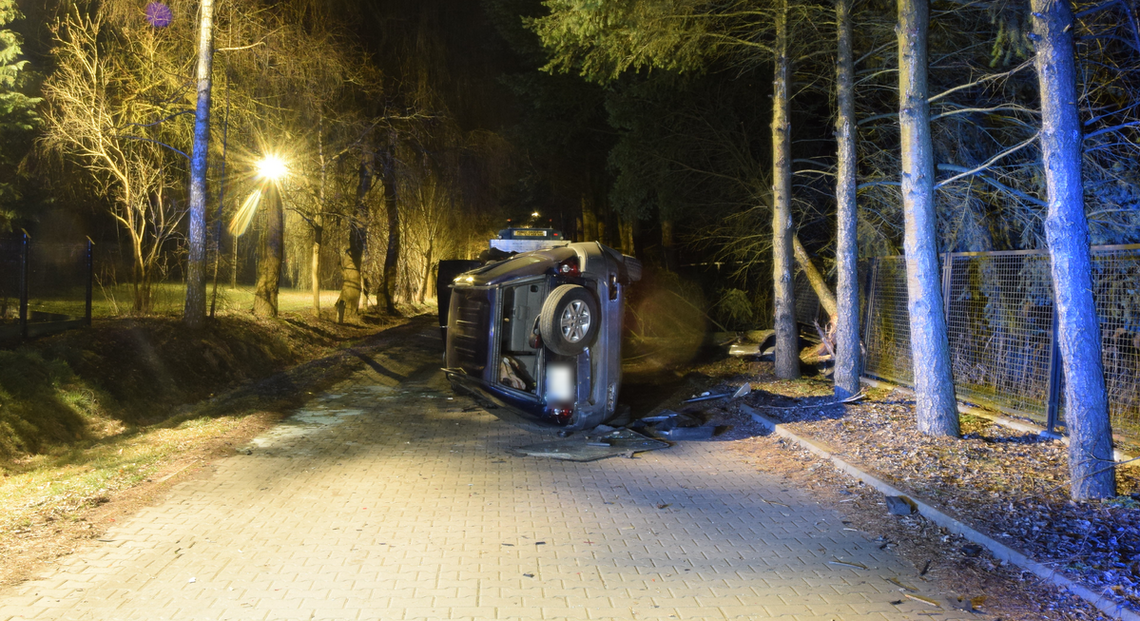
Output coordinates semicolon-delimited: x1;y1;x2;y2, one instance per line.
337;144;373;322
771;0;799;379
378;139;400;314
1031;0;1115;500
533;1;822;372
832;0;861;398
252;178;284;317
896;0;958;436
42;8;188;313
184;0;216;328
0;0;40;231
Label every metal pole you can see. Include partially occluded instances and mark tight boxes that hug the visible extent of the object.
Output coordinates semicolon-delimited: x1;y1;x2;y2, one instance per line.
1043;306;1063;437
862;258;878;350
941;252;953;321
19;231;29;339
85;238;94;326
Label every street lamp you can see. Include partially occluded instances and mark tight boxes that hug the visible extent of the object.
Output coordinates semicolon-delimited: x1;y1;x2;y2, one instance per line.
251;154;287;318
256;154;288;182
229;154;288;237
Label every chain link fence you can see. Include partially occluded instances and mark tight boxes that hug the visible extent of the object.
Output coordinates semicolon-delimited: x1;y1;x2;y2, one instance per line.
862;245;1140;438
0;234;93;344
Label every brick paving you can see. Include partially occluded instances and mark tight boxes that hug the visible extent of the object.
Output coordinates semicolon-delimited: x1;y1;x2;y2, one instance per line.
1;327;975;620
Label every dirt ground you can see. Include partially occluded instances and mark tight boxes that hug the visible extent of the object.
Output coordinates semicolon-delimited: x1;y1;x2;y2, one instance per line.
626;353;1137;621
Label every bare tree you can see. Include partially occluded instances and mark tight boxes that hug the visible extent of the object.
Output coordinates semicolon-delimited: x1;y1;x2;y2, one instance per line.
772;0;799;380
337;144;373;322
379;142;400;315
253;180;284;317
42;9;187;313
1031;0;1115;500
832;0;862;398
897;0;958;436
184;0;216;328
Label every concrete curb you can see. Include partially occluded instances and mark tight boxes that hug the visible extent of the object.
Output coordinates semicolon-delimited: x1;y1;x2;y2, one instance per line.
740;404;1140;621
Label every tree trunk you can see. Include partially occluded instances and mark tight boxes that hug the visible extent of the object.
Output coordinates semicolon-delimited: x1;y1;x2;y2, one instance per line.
338;147;372;323
772;0;799;380
417;241;433;304
898;0;958;436
311;223;323;314
252;182;283;318
792;234;838;323
833;0;863;399
311;120;327;316
380;148;400;315
1031;0;1116;500
582;193;598;241
660;217;677;271
620;216;635;255
183;0;215;328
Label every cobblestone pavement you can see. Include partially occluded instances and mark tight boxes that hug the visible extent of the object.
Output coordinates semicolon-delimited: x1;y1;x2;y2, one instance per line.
0;325;977;621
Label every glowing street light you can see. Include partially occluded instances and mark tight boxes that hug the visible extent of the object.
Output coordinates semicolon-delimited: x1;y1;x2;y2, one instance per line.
229;154;288;237
256;154;288;181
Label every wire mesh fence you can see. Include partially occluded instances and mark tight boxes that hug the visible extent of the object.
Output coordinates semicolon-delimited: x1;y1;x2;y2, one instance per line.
793;271;823;327
863;256;913;387
1091;246;1140;433
944;250;1056;423
0;234;93;343
862;245;1140;438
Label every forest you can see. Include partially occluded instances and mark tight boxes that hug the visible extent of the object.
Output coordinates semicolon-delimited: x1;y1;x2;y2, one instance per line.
1;0;1138;500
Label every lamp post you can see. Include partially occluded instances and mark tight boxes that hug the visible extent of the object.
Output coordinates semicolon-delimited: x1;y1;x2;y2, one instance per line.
252;155;287;318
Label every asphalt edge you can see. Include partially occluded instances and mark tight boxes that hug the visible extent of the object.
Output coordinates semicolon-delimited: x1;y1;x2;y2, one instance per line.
740;403;1140;621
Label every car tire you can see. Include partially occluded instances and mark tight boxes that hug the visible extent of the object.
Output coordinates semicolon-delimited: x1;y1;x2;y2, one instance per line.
540;285;599;356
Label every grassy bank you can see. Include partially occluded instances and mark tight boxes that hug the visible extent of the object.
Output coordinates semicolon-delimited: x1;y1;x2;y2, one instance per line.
0;309;411;583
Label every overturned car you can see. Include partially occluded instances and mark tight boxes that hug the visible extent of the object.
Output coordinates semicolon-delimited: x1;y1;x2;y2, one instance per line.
441;242;642;430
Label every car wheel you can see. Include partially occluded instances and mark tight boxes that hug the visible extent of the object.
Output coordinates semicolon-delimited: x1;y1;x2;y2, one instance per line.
540;284;599;356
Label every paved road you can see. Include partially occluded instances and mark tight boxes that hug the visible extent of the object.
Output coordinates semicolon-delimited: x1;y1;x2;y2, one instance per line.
1;324;975;620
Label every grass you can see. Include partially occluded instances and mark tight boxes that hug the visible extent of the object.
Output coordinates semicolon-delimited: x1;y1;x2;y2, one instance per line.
0;309;409;582
22;285;347;319
0;413;257;534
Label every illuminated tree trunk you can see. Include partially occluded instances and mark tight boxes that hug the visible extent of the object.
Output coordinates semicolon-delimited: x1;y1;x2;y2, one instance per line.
1031;0;1115;500
339;147;372;322
311;222;323;313
772;0;799;380
311;121;327;316
898;0;958;436
792;234;837;324
380;148;400;314
184;0;215;328
253;183;283;318
833;0;863;398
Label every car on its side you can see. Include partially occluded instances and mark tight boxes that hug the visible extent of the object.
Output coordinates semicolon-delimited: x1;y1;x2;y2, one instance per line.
441;241;642;430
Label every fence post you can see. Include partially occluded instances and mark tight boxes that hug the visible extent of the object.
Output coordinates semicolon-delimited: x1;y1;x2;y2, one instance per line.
862;258;878;350
940;252;953;321
19;231;29;339
85;238;94;326
1043;307;1063;437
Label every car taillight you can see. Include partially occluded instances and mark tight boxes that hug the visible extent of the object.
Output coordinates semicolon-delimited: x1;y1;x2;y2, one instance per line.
548;406;573;425
556;258;580;278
